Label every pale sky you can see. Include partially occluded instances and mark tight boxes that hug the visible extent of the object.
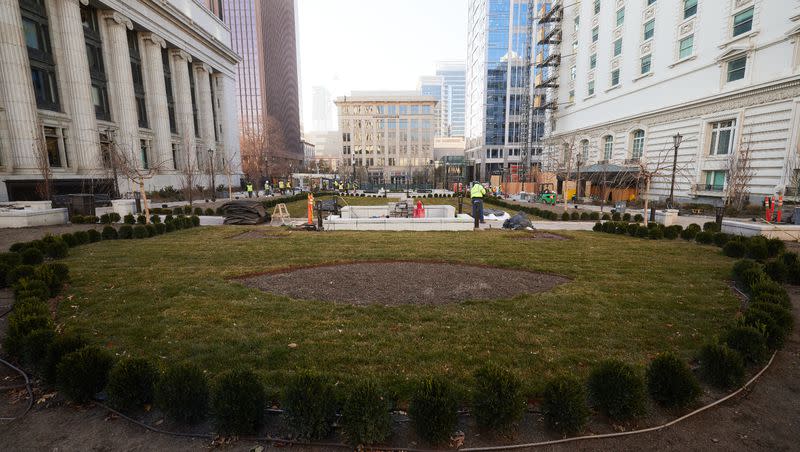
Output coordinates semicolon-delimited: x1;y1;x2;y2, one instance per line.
297;0;468;130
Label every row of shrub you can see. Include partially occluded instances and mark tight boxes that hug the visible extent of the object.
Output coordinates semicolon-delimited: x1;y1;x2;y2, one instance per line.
488;197;649;222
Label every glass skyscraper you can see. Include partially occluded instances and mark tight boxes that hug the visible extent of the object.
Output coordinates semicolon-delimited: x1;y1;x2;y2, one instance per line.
436;62;466;137
466;0;538;180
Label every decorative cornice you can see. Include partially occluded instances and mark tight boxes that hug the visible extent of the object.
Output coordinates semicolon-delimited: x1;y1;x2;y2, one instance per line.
193;62;212;73
141;32;166;49
169;48;192;63
100;11;133;30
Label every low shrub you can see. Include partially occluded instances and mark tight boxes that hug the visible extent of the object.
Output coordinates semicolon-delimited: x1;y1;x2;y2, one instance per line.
20;248;44;265
686;223;701;233
284;372;338;439
663;225;681;240
100;213;112;224
3;309;53;359
743;308;785;350
649;227;664;240
731;259;763;289
340;379;392;446
723;240;747;258
101;226;118;240
580;212;590;221
85;215;99;224
43;238;68;260
763;260;788;283
724;325;768;365
136;214;146;225
165;222;176;233
118;225;133;239
615;223;627;235
636;225;650;238
703;221;720;232
745;237;769;261
713;232;732;247
56;346;115;403
622;213;631;222
20;327;55;370
71;215;84;224
191;215;200;227
749;280;790;308
749;302;793;336
766;238;785;258
155;223;166;235
87;229;102;243
13;278;49;300
541;375;589;435
561;212;570;221
587;360;646;421
145;224;157;237
43;334;87;383
123;214;135;225
592;222;603;232
627;223;639;237
695;231;714;245
778;251;799;267
698;343;745;389
132;225;148;239
109;212;121;223
6;264;35;287
645;353;700;408
589;212;600;220
570;212;580;221
471;365;525;431
680;227;699;240
61;233;78;248
211;368;266;435
408;376;459;445
601;213;611;221
611;212;621;221
155;363;210;424
107;358;158;411
34;263;68;296
204;208;215;216
73;231;90;245
633;214;644;223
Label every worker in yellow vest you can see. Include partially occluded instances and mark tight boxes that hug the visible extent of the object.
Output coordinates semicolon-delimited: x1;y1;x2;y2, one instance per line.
246;182;254;198
470;181;486;224
287;181;292;194
278;180;285;195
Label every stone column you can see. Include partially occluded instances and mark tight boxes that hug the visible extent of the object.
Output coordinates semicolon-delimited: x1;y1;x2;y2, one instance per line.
0;0;41;171
140;33;172;171
56;0;101;172
193;62;216;159
100;11;138;166
170;49;196;170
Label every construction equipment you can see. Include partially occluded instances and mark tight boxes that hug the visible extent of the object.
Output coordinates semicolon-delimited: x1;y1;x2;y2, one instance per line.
270;203;291;226
221;200;267;225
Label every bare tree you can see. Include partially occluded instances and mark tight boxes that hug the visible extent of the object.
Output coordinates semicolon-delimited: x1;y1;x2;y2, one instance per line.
177;134;199;206
33;122;53;200
724;135;755;212
221;148;241;200
240;122;268;185
108;135;168;223
628;143;692;226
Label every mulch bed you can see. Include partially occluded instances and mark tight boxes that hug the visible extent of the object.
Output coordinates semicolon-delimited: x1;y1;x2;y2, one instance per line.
239;261;568;306
510;232;570;241
229;231;290;240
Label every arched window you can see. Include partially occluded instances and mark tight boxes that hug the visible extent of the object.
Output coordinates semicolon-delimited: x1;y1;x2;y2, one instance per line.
631;129;645;159
580;139;589;160
603;135;613;160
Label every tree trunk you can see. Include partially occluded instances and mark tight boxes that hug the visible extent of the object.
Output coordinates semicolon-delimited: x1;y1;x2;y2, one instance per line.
643;176;651;226
139;180;151;224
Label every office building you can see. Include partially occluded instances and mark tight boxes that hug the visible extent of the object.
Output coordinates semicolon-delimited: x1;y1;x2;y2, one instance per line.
0;0;240;201
305;130;342;171
311;85;335;132
436;61;467;137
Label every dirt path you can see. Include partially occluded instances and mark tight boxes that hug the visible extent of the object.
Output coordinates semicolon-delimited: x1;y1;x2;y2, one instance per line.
0;291;797;451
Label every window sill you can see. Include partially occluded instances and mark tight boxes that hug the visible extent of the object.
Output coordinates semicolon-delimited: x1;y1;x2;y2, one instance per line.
633;72;653;82
583;94;596;101
642;37;654;45
718;30;759;49
605;84;621;93
669;54;697;68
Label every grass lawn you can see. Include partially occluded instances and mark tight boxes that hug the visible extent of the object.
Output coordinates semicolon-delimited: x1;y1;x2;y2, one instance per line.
59;228;737;399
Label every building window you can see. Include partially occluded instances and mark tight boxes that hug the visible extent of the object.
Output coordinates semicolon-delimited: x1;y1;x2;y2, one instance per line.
603;135;613;160
683;0;697;19
616;8;625;27
733;7;753;37
572;40;578;53
592;26;599;42
641;54;652;74
171;143;178;169
613;38;622;56
343;133;351;142
594;0;600;15
703;170;726;191
43;126;63;167
588;80;595;95
647;0;656;5
127;30;148;128
679;35;694;59
574;15;580;32
590;53;597;69
140;139;150;169
568;90;575;102
580;139;589;160
21;0;60;112
611;69;620;86
727;56;747;82
570;65;576;80
82;4;110;121
709;120;736;155
643;19;655;40
631;129;645;159
188;62;199;138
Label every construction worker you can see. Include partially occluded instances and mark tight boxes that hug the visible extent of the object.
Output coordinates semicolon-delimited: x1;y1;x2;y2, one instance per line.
287;180;292;194
470;181;486;224
278;180;285;195
246;182;254;198
264;180;270;196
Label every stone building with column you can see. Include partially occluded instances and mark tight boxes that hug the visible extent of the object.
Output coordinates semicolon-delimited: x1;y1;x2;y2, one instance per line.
0;0;241;201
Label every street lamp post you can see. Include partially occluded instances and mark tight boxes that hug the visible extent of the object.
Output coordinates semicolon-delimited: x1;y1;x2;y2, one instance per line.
208;149;216;201
668;133;683;209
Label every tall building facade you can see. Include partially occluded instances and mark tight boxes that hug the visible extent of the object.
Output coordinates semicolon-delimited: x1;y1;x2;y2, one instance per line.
0;0;241;201
335;91;438;186
540;0;800;204
466;0;539;181
224;0;302;179
436;61;467;137
311;85;335;132
417;76;444;136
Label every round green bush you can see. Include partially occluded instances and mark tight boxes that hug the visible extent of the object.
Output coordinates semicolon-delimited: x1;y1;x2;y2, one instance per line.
570;212;580;221
703;221;720;232
100;213;112;224
601;213;611;221
749;280;790;307
592;222;603;232
622;213;631;222
133;225;148;239
101;226;118;240
87;229;102;243
150;215;161;224
645;353;700;408
284;372;338;439
20;247;44;265
340;379;392;446
43;334;87;383
191;215;200;227
695;231;714;244
649;227;664;240
611;212;621;221
145;224;157;237
589;212;600;220
60;233;78;248
713;232;731;247
698;343;745;389
561;212;570;221
587;360;646;421
471;364;525;431
123;214;135;225
686;223;701;232
408;376;459;445
34;263;69;296
627;223;639;236
750;302;793;336
155;223;166;235
680;228;699;240
663;225;681;240
118;225;133;239
633;214;644;223
194;207;203;216
0;251;22;268
723;240;747;258
731;259;764;290
541;375;589;435
766;238;785;258
211;368;266;435
778;251;799;267
20;327;55;370
6;264;35;287
13;277;50;300
742;307;785;350
745;237;769;260
763;260;788;283
155;363;209;424
56;346;115;403
204;208;215;216
165;222;176;233
580;212;590;221
3;310;53;360
136;214;146;225
109;212;121;223
614;223;627;234
73;230;90;245
724;325;768;365
107;358;158;411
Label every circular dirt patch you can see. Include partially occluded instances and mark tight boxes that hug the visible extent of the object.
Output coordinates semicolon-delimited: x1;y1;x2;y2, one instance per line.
510;232;569;241
240;262;568;306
